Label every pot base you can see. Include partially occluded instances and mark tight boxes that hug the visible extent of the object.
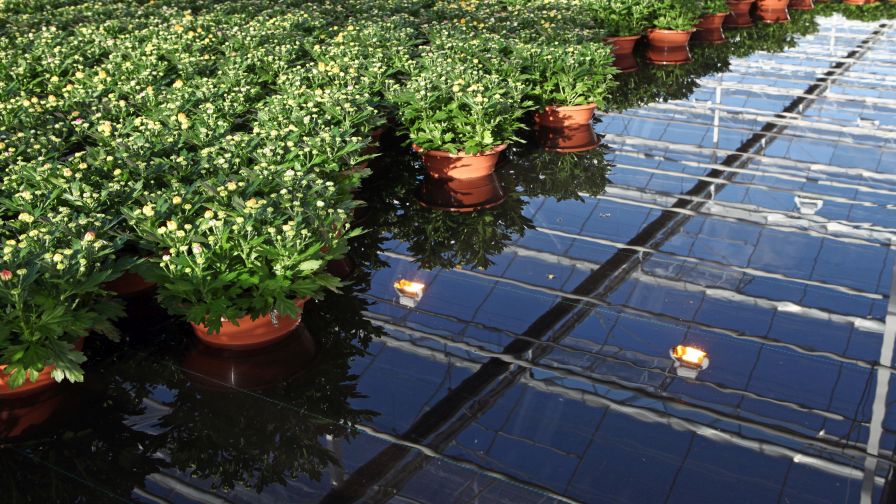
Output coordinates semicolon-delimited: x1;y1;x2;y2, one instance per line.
694;13;727;44
537;124;600;153
647;48;692;65
646;30;694;65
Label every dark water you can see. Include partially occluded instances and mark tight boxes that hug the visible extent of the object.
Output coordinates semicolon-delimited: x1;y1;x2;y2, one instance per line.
5;14;896;504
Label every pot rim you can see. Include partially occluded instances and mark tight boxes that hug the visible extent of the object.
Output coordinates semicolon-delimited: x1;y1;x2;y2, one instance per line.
602;34;642;42
413;143;508;158
647;28;697;34
191;296;311;330
543;103;597;112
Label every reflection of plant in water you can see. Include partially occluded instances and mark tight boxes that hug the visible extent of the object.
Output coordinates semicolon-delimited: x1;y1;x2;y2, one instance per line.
101;283;378;495
688;40;734;77
166;346;370;492
138;332;374;493
815;1;896;21
504;145;611;202
304;273;384;351
1;265;382;498
348;146;420;272
391;186;532;271
0;367;164;500
726;11;819;57
603;43;711;109
606;9;823;111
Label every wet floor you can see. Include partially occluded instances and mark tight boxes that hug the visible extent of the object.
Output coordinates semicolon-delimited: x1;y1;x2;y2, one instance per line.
4;13;896;504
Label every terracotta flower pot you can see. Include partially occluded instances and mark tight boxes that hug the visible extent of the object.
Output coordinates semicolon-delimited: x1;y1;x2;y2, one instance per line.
104;270;155;297
537;124;600;153
756;0;790;22
788;0;814;10
182;325;318;391
0;339;85;399
602;35;641;72
413;144;507;180
417;173;507;212
190;297;310;350
603;35;640;55
725;0;756;27
646;29;695;65
534;104;596;128
694;13;727;43
843;0;876;4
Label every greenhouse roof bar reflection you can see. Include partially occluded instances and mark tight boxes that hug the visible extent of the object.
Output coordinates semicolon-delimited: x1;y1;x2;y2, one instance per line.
4;2;896;504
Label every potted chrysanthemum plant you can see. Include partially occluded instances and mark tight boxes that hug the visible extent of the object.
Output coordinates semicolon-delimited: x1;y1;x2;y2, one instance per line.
0;214;126;396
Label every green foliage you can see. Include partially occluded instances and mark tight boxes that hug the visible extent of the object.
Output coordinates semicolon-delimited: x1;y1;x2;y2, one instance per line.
514;40;619;107
505;144;612;201
591;0;654;36
0;216;126;389
386;48;530;154
701;0;731;15
648;0;704;30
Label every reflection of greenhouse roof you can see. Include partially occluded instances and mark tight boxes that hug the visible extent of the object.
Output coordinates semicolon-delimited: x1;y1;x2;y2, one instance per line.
345;16;896;503
11;14;896;504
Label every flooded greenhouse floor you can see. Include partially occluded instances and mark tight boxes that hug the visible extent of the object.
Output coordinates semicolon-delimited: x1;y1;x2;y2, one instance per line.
6;13;896;504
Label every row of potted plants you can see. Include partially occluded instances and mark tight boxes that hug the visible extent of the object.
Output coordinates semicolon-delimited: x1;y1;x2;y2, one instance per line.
1;2;395;394
1;0;892;396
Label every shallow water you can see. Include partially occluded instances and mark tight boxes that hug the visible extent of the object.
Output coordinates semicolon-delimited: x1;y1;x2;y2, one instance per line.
4;14;896;504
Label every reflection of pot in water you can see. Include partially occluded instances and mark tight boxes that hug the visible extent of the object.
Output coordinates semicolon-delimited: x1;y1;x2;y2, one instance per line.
646;29;694;65
603;36;641;73
725;0;756;28
182;325;318;391
416;173;507;213
326;256;356;280
612;52;638;73
694;13;727;44
0;387;66;439
0;338;85;399
536;124;600;153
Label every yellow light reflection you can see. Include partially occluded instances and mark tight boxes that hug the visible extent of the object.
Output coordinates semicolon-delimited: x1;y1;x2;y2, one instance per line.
672;345;707;368
394;279;425;296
